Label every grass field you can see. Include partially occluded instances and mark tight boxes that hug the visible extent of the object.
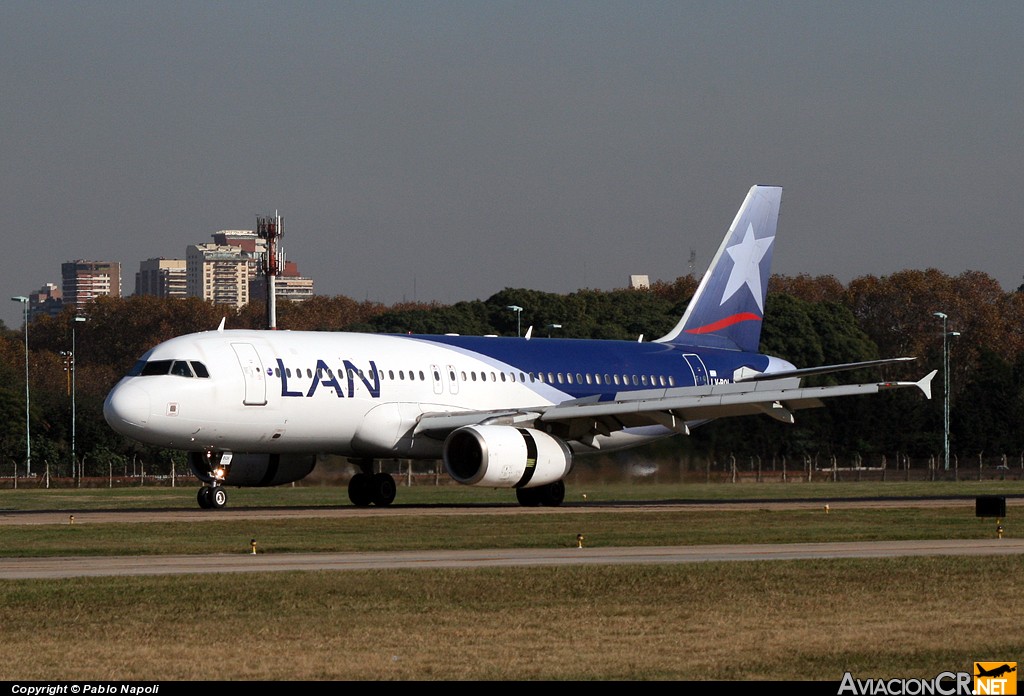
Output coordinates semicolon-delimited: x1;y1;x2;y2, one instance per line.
1;480;1022;681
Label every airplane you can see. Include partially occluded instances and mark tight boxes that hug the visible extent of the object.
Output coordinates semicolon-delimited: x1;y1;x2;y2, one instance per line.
975;664;1017;679
103;185;936;509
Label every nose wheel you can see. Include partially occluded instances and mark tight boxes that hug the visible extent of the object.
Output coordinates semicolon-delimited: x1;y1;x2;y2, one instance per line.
197;485;228;509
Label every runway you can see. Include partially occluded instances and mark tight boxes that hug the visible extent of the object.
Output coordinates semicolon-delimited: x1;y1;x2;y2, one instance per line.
3;538;1023;579
1;498;1020;579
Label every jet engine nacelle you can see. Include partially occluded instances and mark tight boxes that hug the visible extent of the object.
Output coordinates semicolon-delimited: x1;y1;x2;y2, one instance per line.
443;425;573;488
188;451;316;487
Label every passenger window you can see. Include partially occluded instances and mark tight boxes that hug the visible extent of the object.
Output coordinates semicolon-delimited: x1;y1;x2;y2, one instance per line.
669;376;676;387
576;373;583;384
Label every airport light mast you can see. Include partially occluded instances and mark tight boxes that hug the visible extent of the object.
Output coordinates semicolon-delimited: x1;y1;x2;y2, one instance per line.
257;212;283;330
933;311;960;471
10;296;30;477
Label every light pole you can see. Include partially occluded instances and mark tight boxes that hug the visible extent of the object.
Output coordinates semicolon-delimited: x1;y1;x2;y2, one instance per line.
507;305;523;337
10;296;30;477
933;312;960;471
546;323;562;338
71;316;86;479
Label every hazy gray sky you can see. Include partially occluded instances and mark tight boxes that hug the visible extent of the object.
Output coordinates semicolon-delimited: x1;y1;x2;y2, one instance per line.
3;1;1022;329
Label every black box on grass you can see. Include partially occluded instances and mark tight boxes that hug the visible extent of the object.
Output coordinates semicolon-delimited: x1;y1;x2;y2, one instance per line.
976;496;1006;518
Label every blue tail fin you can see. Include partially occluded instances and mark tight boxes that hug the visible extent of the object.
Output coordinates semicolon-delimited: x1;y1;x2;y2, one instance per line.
655;185;782;352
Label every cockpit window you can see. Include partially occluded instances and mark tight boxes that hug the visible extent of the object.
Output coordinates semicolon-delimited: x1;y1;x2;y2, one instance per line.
129;359;211;378
140;360;174;376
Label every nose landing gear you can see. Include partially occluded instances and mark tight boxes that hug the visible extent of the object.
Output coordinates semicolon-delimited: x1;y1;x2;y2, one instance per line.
197;485;228;509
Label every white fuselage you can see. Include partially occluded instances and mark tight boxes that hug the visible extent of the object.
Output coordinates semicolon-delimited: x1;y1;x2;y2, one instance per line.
105;329;768;459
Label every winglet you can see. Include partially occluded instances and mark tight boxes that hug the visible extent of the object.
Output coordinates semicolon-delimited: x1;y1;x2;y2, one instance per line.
217;317;226;332
524;326;533;340
878;370;936;399
917;370;937;400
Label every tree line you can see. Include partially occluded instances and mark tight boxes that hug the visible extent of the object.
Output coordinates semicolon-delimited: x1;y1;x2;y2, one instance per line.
1;268;1022;479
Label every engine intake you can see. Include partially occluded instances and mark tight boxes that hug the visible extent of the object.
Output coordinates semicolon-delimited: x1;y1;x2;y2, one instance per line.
188;451;316;487
443;425;572;488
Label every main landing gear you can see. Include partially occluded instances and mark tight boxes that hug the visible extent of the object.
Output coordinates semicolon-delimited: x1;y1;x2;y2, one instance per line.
515;480;566;507
197;484;228;509
347;460;397;507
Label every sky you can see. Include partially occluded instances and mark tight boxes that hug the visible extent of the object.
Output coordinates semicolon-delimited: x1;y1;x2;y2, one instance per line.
3;1;1023;330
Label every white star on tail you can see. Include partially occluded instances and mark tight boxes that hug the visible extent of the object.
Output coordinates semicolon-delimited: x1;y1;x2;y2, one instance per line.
720;223;774;312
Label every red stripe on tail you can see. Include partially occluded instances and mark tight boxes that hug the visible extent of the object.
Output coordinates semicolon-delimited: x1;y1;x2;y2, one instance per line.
684;312;762;335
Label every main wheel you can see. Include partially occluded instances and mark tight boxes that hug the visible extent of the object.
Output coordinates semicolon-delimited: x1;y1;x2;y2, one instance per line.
516;487;542;507
370;473;397;506
538;480;565;507
348;473;373;507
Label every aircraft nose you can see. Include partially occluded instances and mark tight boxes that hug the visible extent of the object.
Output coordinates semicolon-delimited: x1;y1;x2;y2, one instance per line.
103;382;152;431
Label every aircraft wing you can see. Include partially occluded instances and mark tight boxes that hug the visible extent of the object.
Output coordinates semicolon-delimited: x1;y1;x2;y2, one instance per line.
414;370;937;442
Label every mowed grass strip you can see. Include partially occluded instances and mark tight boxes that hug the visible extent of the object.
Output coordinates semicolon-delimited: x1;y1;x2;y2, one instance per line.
1;556;1021;681
0;505;1012;557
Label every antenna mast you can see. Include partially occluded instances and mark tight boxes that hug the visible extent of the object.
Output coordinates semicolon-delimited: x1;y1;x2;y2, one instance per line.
257;211;283;329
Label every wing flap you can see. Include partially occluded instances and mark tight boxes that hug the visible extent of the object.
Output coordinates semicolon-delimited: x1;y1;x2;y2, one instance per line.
541;371;936;424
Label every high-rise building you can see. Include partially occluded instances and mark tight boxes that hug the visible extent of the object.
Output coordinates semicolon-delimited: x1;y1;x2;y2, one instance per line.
250;260;315;304
211;230;266;256
136;258;187;298
61;260;122;307
28;283;63;321
186;243;252;309
186;225;315;310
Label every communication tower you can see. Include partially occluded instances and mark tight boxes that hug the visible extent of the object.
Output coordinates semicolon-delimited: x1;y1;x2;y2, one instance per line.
256;212;284;329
